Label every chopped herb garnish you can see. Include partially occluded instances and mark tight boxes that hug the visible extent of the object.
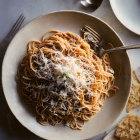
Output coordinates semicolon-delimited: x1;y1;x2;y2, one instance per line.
63;73;70;79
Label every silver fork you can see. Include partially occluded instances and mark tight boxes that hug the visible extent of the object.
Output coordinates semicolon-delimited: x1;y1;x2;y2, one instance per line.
0;14;25;48
81;25;140;57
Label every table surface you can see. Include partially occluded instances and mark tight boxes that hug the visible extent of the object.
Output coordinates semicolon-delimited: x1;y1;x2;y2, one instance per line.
0;0;140;140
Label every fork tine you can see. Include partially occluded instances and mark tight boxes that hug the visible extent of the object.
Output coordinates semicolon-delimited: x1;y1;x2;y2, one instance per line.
84;25;101;38
84;29;100;43
92;35;99;42
8;14;25;36
84;25;101;42
10;14;24;32
12;15;25;34
84;32;99;43
87;30;101;43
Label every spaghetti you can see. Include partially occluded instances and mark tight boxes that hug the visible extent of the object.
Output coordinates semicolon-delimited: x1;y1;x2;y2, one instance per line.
17;30;117;130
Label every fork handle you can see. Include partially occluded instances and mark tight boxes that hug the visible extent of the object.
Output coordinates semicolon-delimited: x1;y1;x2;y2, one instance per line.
105;43;140;53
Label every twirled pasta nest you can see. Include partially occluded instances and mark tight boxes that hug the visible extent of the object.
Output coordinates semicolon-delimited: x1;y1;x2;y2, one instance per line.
17;30;116;130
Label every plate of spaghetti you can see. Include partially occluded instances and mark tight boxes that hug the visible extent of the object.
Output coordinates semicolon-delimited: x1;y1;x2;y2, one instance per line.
2;11;131;140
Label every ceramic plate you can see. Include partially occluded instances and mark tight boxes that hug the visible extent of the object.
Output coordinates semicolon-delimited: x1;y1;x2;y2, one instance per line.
2;11;131;140
110;0;140;35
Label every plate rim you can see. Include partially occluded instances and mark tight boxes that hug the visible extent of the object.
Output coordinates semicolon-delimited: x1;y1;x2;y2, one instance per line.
109;0;140;35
